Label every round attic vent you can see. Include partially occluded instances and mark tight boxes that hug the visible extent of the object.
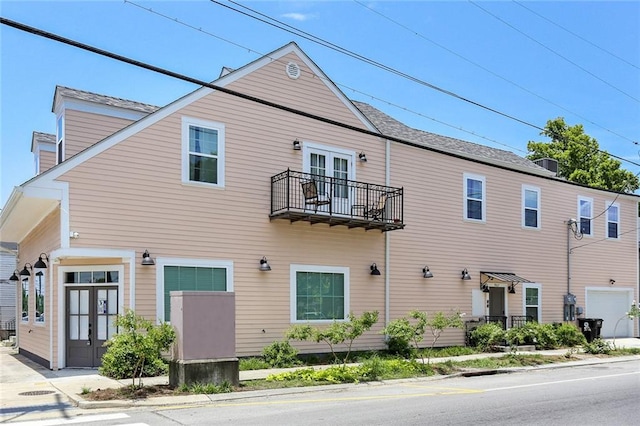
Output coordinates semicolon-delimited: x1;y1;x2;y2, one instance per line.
286;62;301;79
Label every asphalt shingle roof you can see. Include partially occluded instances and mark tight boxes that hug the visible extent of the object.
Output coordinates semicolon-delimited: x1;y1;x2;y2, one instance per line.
55;86;160;114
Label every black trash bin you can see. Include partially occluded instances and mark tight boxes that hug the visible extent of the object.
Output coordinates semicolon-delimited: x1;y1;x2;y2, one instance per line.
578;318;599;343
593;318;603;340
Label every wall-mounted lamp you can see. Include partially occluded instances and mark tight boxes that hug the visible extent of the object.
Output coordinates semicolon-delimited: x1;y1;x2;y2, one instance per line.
609;279;615;286
141;250;155;266
461;268;471;280
370;263;381;276
292;139;301;150
69;231;79;239
259;256;271;271
34;253;49;269
20;263;33;277
358;152;367;162
422;266;433;279
9;270;19;281
508;285;516;294
481;284;490;293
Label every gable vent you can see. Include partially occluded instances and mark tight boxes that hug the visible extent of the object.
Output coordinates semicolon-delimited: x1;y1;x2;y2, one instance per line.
286;62;301;79
533;157;558;175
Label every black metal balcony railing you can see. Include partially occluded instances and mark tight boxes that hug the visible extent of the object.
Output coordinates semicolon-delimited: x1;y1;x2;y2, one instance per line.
270;169;404;232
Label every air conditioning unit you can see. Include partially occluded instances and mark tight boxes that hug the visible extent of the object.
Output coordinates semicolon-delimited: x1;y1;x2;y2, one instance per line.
533;158;558;175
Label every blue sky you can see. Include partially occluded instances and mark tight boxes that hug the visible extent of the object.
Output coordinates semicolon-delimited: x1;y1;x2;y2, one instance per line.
1;1;639;207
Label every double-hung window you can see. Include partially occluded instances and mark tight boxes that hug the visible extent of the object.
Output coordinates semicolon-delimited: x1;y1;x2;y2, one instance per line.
578;197;593;236
291;265;349;322
464;173;485;222
21;278;29;322
56;115;64;165
35;271;45;323
606;202;619;239
523;284;541;322
158;259;233;322
182;117;225;187
522;185;540;229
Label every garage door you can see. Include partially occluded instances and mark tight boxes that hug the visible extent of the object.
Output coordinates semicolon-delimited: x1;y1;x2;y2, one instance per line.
585;289;633;338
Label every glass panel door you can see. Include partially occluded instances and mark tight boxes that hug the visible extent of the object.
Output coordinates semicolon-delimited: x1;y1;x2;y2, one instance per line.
306;147;353;215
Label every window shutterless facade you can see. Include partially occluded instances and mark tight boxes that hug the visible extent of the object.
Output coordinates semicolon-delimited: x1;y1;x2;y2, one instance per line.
578;196;593;236
522;185;540;229
463;173;486;222
35;271;45;323
156;259;233;322
56;115;64;165
291;265;349;323
181;117;225;187
523;283;541;322
605;202;619;239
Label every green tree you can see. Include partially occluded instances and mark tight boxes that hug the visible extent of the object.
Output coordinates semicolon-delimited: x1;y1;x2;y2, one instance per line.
527;117;639;193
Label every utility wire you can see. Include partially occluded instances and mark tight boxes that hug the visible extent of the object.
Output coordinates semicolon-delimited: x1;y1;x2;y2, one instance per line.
354;0;638;146
469;0;640;103
512;0;640;71
570;226;639;252
213;0;545;132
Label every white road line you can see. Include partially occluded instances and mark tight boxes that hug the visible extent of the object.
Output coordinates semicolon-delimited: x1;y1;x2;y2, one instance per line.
12;412;130;426
485;371;640;392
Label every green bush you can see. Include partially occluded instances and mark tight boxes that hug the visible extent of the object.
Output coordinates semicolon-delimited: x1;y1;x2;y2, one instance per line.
554;323;587;347
385;335;412;358
583;338;612;354
99;310;175;387
506;323;537;346
262;340;301;368
469;323;506;352
239;357;270;371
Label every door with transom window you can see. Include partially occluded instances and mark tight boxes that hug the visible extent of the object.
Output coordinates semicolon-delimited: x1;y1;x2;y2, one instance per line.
304;146;354;215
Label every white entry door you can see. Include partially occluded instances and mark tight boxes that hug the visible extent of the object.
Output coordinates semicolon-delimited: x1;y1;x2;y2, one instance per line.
304;145;354;215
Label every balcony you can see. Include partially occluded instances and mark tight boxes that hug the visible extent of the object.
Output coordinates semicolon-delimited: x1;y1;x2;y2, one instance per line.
270;169;404;232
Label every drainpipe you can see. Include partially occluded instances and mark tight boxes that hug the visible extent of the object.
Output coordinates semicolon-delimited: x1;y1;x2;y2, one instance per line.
385;138;391;327
566;218;576;295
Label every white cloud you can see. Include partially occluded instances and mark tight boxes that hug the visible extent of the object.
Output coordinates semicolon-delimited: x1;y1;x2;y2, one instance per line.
281;12;314;21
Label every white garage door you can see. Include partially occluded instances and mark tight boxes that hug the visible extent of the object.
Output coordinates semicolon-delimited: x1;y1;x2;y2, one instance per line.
585;289;633;338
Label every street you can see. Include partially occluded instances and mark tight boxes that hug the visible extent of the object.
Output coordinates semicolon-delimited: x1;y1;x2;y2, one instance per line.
5;360;639;426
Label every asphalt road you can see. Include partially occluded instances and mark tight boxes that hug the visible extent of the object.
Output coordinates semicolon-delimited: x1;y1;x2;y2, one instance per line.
26;359;636;426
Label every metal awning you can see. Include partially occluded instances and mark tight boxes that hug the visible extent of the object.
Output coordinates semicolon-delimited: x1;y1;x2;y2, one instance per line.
480;272;532;285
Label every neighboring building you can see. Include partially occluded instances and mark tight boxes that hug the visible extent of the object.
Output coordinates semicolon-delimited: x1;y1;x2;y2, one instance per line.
0;242;18;340
0;43;637;369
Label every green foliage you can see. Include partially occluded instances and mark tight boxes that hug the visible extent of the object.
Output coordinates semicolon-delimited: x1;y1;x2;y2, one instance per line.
285;311;379;365
99;310;175;388
385;336;412;358
583;338;612;355
177;381;233;394
261;340;301;368
383;310;465;364
80;386;91;395
504;322;559;350
554;323;587;347
239;357;270;371
527;117;639;193
469;323;506;352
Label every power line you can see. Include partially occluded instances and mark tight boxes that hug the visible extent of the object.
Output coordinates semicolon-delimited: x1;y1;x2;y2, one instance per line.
512;0;640;71
468;0;640;104
353;0;639;146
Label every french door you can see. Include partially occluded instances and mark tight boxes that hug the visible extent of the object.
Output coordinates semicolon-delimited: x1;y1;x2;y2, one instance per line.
305;147;353;215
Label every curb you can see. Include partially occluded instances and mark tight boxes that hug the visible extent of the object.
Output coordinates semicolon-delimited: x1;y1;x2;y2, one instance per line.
66;355;640;409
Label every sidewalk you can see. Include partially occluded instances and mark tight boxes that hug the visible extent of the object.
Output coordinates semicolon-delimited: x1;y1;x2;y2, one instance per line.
2;338;639;413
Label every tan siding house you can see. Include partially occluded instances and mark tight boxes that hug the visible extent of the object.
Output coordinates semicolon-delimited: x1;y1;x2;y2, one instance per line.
1;42;637;368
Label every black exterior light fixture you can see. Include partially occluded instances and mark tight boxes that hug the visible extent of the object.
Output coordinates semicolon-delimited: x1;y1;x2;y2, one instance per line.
141;250;155;266
481;284;490;293
34;253;49;269
461;268;471;281
259;256;271;271
358;152;367;162
20;263;33;277
508;285;516;294
292;139;301;150
9;270;19;281
422;266;433;279
370;263;381;276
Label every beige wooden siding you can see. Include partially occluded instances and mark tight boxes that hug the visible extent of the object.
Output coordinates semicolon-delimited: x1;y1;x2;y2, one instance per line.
16;209;60;365
63;110;134;160
39;150;56;175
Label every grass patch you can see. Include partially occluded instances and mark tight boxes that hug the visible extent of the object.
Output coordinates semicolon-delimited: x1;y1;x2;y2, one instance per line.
239;357;270;371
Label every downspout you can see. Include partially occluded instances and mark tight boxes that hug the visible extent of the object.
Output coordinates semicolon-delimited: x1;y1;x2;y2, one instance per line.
567;219;573;295
385;138;391;327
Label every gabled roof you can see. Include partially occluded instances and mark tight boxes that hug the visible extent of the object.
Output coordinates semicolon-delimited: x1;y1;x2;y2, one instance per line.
30;131;56;153
52;86;160;114
353;101;553;175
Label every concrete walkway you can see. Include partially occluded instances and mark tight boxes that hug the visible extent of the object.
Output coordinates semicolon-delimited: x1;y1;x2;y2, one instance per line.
1;338;639;413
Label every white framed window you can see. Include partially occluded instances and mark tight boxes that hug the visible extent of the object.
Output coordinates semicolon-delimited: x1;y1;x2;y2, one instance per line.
578;196;593;236
463;173;486;222
35;271;45;324
56;115;64;165
522;185;541;229
21;278;29;323
156;258;233;322
605;201;620;239
290;264;349;323
522;283;541;323
181;117;225;188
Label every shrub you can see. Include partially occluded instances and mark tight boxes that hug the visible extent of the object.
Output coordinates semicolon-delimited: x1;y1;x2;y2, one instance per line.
262;340;301;368
554;323;586;347
583;338;612;355
239;357;270;371
385;335;412;358
469;323;506;352
99;310;175;387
